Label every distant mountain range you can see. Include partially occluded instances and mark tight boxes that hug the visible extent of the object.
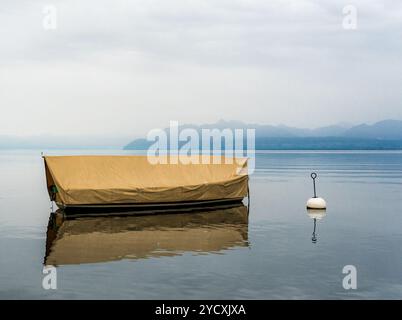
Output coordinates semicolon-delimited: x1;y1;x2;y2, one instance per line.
124;119;402;150
2;120;402;150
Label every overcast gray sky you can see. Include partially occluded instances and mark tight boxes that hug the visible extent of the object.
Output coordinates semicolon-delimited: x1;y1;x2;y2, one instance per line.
1;0;401;137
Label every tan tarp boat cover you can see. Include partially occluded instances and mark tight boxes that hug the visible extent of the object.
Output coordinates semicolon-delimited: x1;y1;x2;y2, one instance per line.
44;156;248;206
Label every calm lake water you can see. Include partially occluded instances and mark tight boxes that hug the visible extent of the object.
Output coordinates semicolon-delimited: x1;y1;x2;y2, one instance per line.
1;150;402;299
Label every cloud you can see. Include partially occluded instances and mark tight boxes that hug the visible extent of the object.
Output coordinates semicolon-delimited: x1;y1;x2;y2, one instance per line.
0;0;401;135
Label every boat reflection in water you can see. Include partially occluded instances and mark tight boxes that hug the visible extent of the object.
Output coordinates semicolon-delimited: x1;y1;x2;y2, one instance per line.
306;209;327;243
44;204;249;266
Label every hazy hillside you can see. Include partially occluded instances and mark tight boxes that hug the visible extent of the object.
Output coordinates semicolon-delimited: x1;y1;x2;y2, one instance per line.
124;119;402;150
2;120;402;150
342;120;402;139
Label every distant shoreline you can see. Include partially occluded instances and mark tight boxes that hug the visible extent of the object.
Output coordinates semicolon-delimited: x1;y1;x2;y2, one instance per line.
124;137;402;151
2;149;402;154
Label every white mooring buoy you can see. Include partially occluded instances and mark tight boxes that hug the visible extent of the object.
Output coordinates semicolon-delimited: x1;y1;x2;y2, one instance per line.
306;172;326;209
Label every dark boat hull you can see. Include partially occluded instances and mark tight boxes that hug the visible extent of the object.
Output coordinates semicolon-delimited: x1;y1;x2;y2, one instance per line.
58;198;246;218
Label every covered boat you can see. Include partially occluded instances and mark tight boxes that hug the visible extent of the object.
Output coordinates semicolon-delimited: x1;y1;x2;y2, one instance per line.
44;155;249;212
